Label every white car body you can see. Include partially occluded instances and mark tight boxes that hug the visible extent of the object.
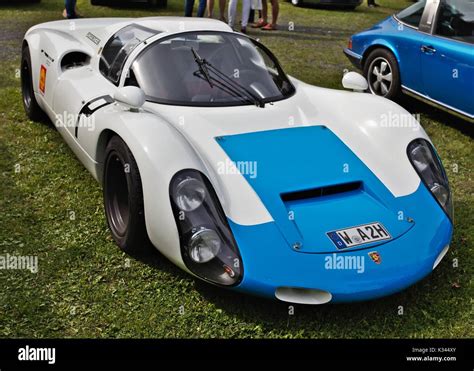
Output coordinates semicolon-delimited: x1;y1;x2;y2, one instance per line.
23;17;434;295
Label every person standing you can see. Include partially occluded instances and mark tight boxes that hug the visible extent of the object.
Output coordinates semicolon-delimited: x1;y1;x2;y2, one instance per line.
185;0;207;17
228;0;251;33
252;0;278;30
207;0;227;22
63;0;80;19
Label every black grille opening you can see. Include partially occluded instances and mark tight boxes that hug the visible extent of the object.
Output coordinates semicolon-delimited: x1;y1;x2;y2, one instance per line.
281;181;362;202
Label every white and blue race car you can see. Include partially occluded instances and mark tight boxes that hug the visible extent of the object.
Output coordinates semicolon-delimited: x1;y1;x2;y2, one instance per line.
21;17;453;304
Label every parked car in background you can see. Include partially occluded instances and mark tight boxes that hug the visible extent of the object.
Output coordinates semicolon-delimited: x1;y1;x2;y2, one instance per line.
344;0;474;121
91;0;167;8
290;0;362;10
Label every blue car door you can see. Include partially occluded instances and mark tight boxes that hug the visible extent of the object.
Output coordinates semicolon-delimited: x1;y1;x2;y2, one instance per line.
393;0;429;94
420;0;474;118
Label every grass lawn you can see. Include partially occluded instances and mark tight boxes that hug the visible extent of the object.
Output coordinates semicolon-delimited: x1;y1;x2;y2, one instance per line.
0;0;472;338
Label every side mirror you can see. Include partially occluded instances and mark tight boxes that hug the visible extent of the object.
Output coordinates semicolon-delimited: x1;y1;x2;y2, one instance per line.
114;86;145;111
342;72;368;92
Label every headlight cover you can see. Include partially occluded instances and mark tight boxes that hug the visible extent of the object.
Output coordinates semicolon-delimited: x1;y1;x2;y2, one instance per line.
169;170;243;286
407;139;453;222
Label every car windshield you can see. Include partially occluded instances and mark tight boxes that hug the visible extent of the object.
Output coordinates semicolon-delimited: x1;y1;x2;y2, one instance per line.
129;32;295;107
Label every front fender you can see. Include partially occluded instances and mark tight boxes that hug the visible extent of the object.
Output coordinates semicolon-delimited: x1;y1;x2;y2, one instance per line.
85;105;208;270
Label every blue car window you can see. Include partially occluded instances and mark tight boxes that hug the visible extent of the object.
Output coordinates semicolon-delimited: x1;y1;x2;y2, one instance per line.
435;0;474;44
396;0;427;28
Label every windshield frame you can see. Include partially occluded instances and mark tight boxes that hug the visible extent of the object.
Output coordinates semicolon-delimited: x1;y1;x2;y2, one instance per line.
127;30;296;108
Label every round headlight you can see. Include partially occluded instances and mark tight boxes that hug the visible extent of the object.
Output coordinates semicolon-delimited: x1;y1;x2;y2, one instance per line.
410;144;431;173
431;183;449;207
187;228;221;263
173;177;206;212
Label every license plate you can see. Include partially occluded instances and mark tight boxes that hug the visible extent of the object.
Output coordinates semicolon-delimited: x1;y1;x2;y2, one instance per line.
326;222;391;249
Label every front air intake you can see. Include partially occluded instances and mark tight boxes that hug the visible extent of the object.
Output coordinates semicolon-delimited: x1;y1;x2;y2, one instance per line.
281;181;362;202
275;287;332;305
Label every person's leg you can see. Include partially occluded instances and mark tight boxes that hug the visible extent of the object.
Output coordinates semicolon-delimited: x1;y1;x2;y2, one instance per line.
228;0;238;27
185;0;195;16
271;0;278;25
251;0;267;27
241;0;251;30
197;0;207;16
207;0;214;17
248;9;255;24
262;0;277;29
64;0;76;19
219;0;226;21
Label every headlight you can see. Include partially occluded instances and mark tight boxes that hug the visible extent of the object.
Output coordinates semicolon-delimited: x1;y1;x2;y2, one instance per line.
407;139;453;221
172;177;206;212
169;170;243;286
187;228;221;263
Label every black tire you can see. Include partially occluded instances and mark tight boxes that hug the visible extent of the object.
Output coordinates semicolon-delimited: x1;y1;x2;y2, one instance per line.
363;48;401;100
103;136;150;254
21;46;46;122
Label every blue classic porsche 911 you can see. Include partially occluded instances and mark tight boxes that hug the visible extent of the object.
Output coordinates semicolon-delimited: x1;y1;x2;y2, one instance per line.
344;0;474;121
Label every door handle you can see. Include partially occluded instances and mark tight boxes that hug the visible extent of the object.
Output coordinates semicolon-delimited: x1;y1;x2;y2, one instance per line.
421;45;437;54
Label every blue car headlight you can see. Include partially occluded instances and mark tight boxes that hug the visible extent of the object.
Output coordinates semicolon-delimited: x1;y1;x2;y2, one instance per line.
407;139;453;222
169;170;243;286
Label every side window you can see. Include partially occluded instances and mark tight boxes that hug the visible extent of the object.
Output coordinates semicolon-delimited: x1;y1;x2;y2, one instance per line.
435;0;474;44
99;25;158;85
396;0;427;28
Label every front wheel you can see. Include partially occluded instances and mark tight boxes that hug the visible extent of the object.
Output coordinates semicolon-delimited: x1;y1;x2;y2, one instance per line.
21;46;46;121
363;49;401;100
103;136;150;254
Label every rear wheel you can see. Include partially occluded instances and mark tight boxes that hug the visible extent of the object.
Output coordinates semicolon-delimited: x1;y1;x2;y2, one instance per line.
363;48;401;99
21;46;46;122
103;136;150;254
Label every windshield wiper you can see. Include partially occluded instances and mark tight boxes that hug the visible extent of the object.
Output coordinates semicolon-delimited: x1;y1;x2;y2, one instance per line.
191;47;213;88
190;47;265;108
205;62;265;108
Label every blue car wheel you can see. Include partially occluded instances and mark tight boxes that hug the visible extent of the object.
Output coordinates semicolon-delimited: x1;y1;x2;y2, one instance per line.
363;48;401;99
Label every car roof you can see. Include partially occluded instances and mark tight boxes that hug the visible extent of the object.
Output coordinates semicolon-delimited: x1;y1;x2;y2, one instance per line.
132;17;233;34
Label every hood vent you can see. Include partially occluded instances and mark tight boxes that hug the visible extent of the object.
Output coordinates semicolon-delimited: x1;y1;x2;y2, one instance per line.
281;181;362;202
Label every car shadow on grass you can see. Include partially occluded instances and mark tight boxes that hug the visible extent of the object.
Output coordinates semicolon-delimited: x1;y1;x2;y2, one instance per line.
398;95;474;138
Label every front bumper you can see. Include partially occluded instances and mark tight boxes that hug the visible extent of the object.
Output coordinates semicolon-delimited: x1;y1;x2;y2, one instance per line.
344;48;363;70
229;183;453;303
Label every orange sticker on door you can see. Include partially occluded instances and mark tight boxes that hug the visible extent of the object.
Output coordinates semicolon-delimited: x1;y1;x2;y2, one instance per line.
39;65;47;94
